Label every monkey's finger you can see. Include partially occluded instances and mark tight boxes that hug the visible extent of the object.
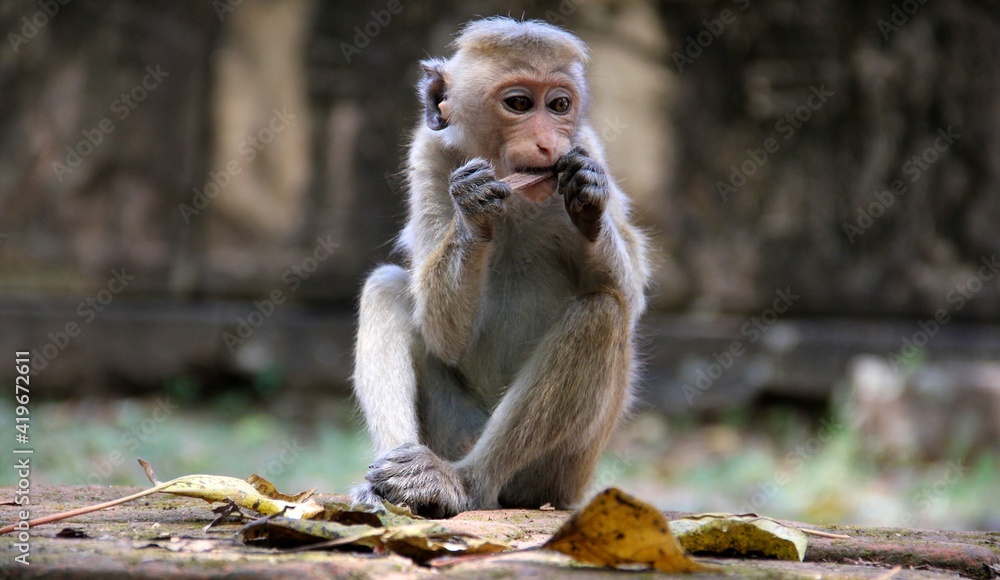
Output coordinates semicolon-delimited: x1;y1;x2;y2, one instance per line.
488;181;512;200
556;145;591;171
558;156;598;194
452;158;493;180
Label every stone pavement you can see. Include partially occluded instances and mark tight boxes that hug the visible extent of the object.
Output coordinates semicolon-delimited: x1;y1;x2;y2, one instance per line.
0;486;997;578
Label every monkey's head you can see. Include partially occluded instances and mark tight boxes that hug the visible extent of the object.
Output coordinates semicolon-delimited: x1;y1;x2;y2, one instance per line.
420;17;591;200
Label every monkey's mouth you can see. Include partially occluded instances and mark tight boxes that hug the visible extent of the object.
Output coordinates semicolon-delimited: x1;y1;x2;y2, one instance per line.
515;165;557;176
502;166;558;203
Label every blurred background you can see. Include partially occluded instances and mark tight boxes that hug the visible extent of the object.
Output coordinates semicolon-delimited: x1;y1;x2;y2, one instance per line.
1;0;998;530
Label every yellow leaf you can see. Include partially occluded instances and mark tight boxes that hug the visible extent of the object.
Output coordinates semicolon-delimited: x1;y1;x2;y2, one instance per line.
135;458;324;519
246;473;316;503
543;487;712;573
2;461;318;535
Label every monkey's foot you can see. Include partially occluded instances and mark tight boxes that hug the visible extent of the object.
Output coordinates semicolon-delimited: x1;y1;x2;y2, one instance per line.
348;482;386;511
365;443;469;518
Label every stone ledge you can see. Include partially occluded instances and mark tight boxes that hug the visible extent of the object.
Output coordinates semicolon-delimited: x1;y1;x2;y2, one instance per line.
1;486;997;578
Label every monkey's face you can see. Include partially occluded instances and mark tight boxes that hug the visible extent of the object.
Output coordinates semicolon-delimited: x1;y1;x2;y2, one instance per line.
421;54;587;201
491;77;579;200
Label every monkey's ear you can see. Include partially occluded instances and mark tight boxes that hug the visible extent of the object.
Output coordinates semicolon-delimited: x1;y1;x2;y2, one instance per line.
420;60;449;131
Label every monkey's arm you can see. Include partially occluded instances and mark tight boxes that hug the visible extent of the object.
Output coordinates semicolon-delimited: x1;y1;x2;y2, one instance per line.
412;223;492;364
402;145;509;364
557;142;650;325
584;197;649;324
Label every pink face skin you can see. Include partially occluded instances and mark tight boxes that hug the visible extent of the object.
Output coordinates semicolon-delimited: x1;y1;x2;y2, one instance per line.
492;76;579;201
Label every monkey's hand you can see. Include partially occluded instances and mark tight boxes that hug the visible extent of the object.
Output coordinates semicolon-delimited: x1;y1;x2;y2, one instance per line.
557;146;608;243
449;158;511;240
364;443;470;518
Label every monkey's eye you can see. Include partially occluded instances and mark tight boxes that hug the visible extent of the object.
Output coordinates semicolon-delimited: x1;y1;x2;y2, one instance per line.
548;97;571;114
503;95;533;113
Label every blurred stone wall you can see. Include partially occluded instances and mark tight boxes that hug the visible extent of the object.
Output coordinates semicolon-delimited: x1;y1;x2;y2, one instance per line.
650;0;1000;318
0;0;998;397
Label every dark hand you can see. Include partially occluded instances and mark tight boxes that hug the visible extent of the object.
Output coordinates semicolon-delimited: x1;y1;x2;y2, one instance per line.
556;146;608;243
449;158;511;240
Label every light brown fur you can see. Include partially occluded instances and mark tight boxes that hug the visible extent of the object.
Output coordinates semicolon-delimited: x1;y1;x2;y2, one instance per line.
351;17;650;518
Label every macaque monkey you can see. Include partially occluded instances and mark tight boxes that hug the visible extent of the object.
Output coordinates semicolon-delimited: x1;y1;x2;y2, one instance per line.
352;17;650;518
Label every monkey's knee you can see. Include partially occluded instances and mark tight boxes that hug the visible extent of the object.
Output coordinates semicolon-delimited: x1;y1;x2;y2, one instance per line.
360;264;410;310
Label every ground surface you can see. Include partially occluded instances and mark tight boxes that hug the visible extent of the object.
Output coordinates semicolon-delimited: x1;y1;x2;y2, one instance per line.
5;398;998;532
0;486;997;579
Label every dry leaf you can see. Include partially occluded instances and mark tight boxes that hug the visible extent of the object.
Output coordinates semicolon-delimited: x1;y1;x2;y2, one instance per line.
240;517;509;564
241;516;384;550
245;473;316;503
135;459;323;519
320;500;419;528
668;513;808;561
501;171;555;191
0;460;323;535
501;171;557;202
543;487;712;573
204;499;248;532
382;524;509;564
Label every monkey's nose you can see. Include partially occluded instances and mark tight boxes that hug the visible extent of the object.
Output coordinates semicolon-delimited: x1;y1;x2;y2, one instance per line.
536;143;557;165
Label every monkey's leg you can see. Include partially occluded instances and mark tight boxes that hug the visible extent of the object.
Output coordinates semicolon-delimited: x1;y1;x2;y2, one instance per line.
457;290;632;509
418;356;491;461
498;441;607;509
361;356;491;517
366;291;632;515
352;264;491;511
352;264;420;456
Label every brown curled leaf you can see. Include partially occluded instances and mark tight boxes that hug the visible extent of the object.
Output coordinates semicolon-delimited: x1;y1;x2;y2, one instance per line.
543;487;715;573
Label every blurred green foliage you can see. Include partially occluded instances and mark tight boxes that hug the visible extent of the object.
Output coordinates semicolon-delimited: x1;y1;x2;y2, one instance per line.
1;396;996;531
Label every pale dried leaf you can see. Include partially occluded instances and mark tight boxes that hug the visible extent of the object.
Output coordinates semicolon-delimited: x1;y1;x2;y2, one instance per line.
668;513;808;561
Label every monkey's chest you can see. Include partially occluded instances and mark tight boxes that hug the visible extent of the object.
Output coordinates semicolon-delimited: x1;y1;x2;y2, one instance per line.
458;200;583;393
